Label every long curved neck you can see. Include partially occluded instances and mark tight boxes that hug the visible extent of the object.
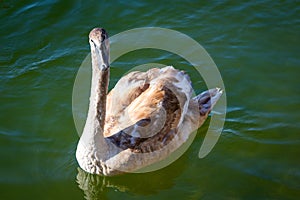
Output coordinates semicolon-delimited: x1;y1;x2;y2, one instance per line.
91;53;109;130
76;28;116;175
80;46;110;145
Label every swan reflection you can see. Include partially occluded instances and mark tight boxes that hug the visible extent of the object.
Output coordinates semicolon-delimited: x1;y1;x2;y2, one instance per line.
76;155;187;199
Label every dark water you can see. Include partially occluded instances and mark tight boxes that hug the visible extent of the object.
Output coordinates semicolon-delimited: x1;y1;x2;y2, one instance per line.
1;0;299;199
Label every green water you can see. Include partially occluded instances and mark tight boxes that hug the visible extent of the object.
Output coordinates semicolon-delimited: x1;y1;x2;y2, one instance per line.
1;1;299;199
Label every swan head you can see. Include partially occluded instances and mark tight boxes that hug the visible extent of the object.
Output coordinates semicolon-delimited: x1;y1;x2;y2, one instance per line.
89;27;110;70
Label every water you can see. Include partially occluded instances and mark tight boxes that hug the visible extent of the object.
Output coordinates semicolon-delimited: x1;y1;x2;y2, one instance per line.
0;0;299;199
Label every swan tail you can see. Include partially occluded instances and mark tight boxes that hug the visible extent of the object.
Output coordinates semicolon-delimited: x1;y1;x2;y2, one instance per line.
193;88;223;116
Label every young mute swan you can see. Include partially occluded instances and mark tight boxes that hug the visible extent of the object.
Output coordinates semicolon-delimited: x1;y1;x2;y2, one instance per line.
76;28;223;176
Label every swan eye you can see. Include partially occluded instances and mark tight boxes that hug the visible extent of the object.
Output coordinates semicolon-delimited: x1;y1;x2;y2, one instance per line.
90;39;98;48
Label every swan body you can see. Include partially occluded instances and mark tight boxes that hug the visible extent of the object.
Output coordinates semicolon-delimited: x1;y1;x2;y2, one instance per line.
76;28;222;176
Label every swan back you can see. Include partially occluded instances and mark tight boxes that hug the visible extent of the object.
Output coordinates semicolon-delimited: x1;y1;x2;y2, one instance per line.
104;66;192;140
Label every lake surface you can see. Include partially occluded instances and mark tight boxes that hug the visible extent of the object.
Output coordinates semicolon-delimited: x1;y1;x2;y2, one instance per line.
0;1;299;199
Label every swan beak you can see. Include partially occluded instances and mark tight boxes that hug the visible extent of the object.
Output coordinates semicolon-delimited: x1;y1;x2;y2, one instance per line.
89;28;110;70
100;38;110;71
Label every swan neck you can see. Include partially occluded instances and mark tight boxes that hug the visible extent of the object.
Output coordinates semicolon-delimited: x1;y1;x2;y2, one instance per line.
90;49;110;131
95;68;109;130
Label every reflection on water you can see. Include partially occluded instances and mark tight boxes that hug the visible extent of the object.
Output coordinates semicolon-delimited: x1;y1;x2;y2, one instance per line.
76;155;187;199
77;168;113;200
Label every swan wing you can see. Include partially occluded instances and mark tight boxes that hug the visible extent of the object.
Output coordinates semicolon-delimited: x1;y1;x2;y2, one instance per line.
104;66;193;152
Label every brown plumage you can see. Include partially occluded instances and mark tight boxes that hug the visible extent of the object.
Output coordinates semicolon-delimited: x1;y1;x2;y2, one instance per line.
105;70;183;153
76;28;223;176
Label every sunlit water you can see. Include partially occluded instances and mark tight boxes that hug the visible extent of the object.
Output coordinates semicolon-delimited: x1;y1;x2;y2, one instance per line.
0;1;299;199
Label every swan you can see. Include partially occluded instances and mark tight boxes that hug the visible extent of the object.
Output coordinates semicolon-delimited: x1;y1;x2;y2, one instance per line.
76;27;223;176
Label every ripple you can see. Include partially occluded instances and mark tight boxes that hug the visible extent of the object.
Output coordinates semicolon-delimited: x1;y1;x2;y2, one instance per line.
224;106;300;145
0;129;52;143
13;2;39;17
0;0;299;198
224;128;300;145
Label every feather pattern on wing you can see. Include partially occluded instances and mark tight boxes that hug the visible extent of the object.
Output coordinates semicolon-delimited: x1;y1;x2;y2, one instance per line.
103;66;193;152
